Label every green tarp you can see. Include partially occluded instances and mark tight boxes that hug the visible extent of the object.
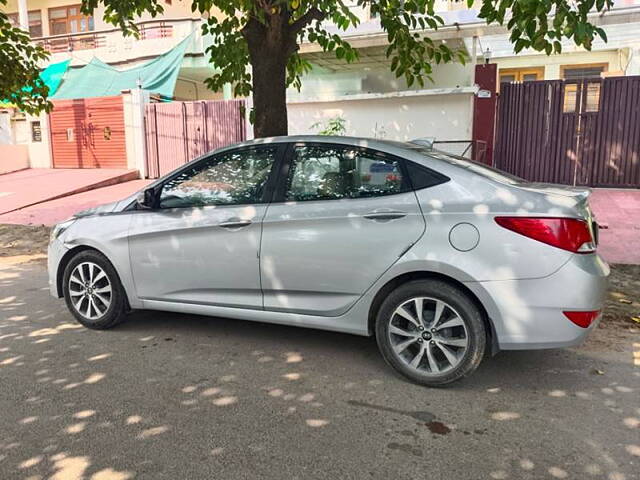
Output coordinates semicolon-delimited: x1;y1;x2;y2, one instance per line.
41;59;71;96
52;34;192;100
0;59;70;107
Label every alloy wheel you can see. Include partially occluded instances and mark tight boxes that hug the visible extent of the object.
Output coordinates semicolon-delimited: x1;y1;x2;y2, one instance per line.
387;297;468;375
68;262;112;320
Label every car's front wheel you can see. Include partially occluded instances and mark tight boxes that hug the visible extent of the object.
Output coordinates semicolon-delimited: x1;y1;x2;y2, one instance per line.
375;279;486;386
62;250;127;330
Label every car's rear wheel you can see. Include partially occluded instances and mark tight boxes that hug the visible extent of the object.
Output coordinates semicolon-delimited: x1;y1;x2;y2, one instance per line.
62;250;127;330
375;279;486;386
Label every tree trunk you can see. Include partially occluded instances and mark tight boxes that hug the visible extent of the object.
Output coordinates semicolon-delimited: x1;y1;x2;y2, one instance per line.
250;50;289;138
243;15;296;138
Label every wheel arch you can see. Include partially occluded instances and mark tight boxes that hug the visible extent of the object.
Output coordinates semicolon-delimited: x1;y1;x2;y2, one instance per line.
56;245;131;311
367;270;499;355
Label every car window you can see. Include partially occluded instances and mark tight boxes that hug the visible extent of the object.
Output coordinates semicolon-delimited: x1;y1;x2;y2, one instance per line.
286;145;407;202
159;147;277;208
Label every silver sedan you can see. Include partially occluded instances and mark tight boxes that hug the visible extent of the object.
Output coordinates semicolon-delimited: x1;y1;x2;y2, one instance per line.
48;136;609;386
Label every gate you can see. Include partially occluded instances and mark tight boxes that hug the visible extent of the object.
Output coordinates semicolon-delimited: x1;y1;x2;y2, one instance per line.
494;76;640;187
144;99;246;178
50;96;127;169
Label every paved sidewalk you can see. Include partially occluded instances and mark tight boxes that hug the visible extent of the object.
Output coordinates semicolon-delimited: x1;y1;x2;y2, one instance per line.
0;179;151;225
590;189;640;265
0;168;138;215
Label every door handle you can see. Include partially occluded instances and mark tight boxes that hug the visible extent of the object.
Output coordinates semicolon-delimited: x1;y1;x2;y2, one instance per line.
219;219;252;229
363;211;408;221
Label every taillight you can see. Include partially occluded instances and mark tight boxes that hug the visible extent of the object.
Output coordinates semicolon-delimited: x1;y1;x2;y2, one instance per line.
563;310;601;328
495;217;596;253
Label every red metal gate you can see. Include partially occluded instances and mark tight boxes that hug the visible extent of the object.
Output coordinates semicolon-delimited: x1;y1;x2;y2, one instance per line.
50;96;127;169
144;99;246;178
494;76;640;187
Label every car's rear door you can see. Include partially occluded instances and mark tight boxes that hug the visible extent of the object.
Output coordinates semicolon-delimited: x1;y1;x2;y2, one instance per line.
128;144;283;309
259;142;426;316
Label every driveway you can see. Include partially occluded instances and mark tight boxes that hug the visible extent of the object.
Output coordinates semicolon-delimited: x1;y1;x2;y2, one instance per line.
0;169;139;216
0;179;151;226
590;189;640;265
0;256;638;479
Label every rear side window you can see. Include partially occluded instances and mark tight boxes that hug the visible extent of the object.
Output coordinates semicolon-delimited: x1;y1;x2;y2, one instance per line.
404;160;450;190
286;145;409;201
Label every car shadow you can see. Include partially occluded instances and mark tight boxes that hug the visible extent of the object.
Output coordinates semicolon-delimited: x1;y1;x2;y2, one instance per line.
117;309;621;393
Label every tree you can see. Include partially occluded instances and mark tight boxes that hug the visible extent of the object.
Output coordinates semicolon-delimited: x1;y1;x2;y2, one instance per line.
84;0;613;137
0;0;51;114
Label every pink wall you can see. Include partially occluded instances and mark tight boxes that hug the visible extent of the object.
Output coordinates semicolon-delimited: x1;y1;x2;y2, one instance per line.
0;144;29;175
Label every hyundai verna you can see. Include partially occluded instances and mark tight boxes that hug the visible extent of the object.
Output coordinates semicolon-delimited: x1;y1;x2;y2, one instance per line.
48;136;609;386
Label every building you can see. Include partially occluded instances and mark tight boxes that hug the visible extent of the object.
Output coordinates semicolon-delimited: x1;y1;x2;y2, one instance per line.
290;0;640;144
1;0;639;179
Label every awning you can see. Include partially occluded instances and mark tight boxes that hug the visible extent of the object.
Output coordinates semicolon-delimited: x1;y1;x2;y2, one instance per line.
52;33;193;100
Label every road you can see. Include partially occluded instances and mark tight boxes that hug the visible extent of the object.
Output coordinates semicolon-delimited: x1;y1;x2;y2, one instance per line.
1;260;638;480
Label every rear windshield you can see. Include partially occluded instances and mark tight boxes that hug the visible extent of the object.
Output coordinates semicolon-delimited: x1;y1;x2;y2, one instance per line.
397;143;525;186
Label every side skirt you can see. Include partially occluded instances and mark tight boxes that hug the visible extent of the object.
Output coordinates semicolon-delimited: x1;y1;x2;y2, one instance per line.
141;299;370;337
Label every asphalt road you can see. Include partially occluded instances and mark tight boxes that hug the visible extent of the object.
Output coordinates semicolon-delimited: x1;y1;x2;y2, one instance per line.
1;261;638;480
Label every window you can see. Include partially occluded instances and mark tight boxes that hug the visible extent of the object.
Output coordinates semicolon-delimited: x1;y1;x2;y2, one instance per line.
286;146;407;202
404;160;449;190
31;121;42;142
584;81;601;112
561;64;607;80
499;67;544;84
563;84;578;113
159;148;277;208
563;81;601;113
7;11;43;37
49;5;94;35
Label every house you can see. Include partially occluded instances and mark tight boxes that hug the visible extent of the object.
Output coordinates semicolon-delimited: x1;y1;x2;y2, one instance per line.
0;0;234;174
289;0;640;145
1;0;639;182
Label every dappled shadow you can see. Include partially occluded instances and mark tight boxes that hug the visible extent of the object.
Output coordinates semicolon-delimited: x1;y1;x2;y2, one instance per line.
1;258;639;479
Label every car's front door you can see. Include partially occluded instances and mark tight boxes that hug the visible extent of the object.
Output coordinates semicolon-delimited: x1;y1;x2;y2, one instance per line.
259;143;426;316
128;145;281;309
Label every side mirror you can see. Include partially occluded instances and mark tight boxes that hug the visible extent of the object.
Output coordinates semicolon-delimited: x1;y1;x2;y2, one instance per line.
136;188;156;210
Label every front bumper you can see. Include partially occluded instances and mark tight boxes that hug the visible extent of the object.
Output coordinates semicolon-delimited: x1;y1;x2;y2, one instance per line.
47;238;69;298
467;253;610;350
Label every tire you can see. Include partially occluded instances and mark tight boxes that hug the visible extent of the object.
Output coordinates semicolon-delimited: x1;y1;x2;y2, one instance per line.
375;279;486;386
62;249;128;330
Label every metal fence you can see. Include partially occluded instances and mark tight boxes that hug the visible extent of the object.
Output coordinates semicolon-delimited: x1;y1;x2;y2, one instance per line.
494;76;640;187
144;99;246;178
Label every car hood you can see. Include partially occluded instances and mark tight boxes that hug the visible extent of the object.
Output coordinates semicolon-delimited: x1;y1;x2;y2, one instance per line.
74;200;121;218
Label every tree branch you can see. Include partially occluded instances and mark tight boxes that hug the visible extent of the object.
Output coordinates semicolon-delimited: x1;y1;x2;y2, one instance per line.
290;7;325;33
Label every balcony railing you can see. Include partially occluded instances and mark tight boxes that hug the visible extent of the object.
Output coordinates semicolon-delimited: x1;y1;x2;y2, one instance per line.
32;18;194;54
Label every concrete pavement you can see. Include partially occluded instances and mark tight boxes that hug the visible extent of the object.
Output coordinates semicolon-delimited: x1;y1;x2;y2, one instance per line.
0;260;638;480
0;169;139;216
0;179;151;226
590;189;640;265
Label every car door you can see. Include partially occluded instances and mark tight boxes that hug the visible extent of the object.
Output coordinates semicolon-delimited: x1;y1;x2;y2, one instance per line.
259;143;426;316
128;145;282;309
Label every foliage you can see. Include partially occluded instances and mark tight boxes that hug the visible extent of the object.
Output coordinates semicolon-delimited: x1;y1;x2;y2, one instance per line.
89;0;614;95
0;0;51;114
473;0;613;55
312;116;346;136
88;0;613;135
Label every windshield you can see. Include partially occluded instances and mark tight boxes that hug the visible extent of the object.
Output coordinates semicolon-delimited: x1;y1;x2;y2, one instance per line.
398;142;525;186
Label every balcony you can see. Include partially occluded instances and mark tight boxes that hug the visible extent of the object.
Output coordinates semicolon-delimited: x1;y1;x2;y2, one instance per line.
32;17;207;68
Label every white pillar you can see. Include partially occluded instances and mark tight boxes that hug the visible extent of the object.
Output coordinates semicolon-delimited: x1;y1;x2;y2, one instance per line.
626;47;640;76
122;88;150;178
17;0;29;33
222;83;233;100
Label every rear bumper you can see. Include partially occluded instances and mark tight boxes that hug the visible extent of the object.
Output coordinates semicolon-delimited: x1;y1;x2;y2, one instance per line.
466;254;609;350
